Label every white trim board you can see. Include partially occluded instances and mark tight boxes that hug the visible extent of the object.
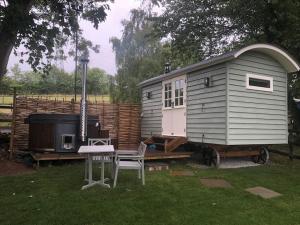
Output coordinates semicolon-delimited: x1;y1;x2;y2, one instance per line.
246;73;273;92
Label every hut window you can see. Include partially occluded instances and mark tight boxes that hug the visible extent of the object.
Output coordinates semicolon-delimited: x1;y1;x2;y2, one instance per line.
246;74;273;92
164;82;172;107
175;79;184;106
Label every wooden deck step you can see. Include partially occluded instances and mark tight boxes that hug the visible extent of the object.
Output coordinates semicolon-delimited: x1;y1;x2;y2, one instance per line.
165;136;188;152
144;135;188;152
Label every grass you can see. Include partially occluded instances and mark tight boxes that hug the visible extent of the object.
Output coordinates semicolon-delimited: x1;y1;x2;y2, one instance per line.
0;155;300;225
272;144;300;156
0;95;13;105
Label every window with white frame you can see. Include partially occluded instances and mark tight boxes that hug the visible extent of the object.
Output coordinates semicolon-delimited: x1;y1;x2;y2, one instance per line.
164;82;172;108
175;79;184;106
246;74;273;92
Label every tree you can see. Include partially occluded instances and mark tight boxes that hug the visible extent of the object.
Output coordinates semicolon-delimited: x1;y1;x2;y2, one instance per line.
86;68;110;95
0;75;13;94
7;64;111;95
110;9;177;103
0;0;113;77
153;0;300;64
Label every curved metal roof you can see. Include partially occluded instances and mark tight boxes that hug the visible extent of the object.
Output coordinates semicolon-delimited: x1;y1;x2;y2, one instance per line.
139;43;300;87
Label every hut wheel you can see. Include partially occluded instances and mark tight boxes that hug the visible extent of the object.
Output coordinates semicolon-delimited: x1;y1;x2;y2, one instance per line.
202;147;220;168
201;148;209;165
259;146;269;164
210;148;220;168
252;146;269;164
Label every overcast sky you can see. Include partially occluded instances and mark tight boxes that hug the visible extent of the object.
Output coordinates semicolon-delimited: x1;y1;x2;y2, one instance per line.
7;0;141;76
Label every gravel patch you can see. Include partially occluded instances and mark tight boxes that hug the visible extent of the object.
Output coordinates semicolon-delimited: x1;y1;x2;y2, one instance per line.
219;158;261;169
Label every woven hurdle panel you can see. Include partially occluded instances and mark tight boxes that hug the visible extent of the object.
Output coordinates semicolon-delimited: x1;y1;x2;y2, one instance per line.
118;104;141;150
11;97;141;151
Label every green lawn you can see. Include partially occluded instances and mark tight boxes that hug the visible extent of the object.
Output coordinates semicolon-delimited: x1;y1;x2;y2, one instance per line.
270;145;300;156
0;95;13;105
1;155;300;225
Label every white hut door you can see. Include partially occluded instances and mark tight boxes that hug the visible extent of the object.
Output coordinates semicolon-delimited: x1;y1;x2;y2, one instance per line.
162;75;187;137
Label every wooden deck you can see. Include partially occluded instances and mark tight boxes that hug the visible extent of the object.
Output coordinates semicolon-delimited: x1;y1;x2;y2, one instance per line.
30;149;193;167
31;152;86;161
30;152;86;168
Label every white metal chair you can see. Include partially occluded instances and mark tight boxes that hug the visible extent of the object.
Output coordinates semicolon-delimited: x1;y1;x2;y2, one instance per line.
84;138;113;180
113;142;147;188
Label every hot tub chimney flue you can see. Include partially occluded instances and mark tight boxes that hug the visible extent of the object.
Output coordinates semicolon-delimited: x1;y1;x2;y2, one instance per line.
80;57;89;142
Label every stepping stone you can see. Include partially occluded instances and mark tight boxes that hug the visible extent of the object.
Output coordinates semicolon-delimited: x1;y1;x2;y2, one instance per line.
219;158;261;169
170;170;194;176
187;163;210;169
246;186;282;199
146;162;169;171
200;178;232;188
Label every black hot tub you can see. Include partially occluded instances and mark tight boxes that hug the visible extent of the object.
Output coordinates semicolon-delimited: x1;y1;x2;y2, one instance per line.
25;113;100;153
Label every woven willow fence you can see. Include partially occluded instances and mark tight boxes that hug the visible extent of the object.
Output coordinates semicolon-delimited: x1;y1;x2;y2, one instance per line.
11;97;141;151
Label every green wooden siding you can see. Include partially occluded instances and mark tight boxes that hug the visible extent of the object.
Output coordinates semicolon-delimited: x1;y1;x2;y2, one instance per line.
141;83;162;138
227;51;288;145
141;51;289;145
186;64;227;144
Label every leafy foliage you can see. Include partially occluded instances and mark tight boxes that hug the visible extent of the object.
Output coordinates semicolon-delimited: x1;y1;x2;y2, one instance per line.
110;9;178;103
0;64;111;95
0;0;113;76
153;0;300;64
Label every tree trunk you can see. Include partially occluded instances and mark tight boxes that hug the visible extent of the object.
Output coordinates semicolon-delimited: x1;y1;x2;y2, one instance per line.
0;35;15;77
0;0;33;77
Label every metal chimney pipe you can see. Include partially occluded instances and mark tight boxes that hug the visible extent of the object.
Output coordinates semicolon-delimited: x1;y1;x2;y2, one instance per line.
80;57;89;142
164;62;171;73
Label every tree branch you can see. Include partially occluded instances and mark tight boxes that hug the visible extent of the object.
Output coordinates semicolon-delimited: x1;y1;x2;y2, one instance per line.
0;0;33;76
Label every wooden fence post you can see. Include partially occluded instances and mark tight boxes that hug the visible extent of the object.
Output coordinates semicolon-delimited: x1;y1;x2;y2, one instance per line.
9;87;17;160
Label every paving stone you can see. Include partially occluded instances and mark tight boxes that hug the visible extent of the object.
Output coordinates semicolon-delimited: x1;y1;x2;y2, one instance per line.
170;170;195;176
246;186;282;199
219;158;261;169
187;163;210;169
145;162;169;172
200;178;232;188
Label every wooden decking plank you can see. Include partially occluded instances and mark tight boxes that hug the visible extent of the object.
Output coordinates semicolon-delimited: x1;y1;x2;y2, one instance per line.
166;137;188;152
31;153;86;161
145;155;191;160
29;148;193;162
145;150;193;160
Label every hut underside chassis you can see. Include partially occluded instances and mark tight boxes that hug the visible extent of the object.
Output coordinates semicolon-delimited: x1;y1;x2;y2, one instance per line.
201;144;270;168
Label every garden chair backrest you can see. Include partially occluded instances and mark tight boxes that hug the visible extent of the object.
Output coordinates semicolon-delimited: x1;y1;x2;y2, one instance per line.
137;142;147;157
88;138;111;146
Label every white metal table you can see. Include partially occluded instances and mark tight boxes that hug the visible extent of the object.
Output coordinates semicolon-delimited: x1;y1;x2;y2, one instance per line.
78;145;115;190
